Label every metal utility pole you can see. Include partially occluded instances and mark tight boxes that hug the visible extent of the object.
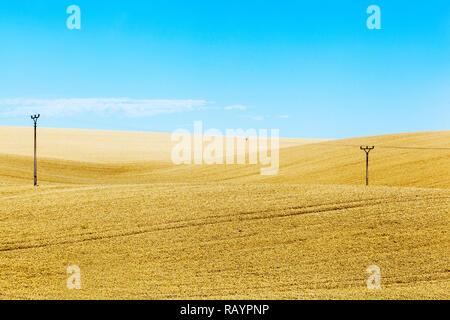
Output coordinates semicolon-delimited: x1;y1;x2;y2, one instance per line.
360;146;374;186
31;114;40;186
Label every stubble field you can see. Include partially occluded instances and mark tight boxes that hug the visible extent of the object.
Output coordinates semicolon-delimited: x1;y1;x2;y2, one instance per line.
0;127;448;299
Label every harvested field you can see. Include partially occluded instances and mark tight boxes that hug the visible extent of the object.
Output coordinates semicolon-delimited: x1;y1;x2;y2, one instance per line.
0;127;448;299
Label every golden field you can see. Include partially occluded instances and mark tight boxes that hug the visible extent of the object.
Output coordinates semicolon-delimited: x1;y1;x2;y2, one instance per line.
0;127;449;299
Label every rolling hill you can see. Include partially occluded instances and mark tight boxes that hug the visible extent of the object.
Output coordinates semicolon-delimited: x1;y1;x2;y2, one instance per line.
0;127;448;299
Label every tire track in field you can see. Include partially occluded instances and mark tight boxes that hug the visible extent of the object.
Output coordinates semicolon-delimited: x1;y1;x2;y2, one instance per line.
1;195;444;253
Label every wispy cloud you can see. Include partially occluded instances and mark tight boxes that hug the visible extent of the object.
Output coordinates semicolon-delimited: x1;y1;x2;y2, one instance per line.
279;115;289;119
224;104;247;111
0;98;208;117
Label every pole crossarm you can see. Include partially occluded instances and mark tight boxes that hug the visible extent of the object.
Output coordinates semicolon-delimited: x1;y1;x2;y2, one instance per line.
360;145;375;153
31;114;40;125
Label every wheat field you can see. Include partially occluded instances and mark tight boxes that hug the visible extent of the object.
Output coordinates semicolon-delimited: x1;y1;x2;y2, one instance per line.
0;127;449;299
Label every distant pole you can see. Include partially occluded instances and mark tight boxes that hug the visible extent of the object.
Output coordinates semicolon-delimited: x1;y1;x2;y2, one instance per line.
360;146;374;186
31;114;40;186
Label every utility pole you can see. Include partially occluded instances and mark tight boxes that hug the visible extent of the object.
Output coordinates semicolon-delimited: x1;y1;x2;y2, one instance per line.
360;146;374;186
31;114;40;186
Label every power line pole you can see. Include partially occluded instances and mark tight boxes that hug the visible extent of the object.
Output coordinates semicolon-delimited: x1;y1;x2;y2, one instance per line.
360;146;374;186
31;114;40;186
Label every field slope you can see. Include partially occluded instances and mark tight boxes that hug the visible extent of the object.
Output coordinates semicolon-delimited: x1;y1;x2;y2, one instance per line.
0;127;449;299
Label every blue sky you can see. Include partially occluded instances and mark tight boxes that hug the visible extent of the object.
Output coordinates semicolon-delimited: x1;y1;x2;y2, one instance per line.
0;0;449;138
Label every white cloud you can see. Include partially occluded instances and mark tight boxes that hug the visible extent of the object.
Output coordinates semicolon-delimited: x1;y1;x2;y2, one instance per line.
279;115;289;119
224;104;247;111
0;98;208;118
239;114;265;121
